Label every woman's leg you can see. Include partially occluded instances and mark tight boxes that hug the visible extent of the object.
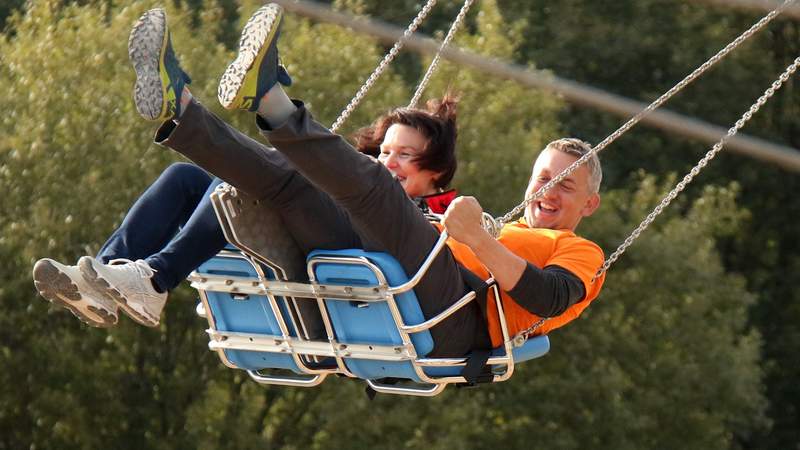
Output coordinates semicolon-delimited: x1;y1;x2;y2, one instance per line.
80;162;214;327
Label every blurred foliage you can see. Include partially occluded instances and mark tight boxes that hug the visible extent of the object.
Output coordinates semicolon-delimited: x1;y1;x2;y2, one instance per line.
419;0;562;215
490;2;800;448
0;0;788;449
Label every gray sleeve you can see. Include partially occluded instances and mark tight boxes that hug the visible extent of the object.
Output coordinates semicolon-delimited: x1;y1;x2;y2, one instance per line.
506;263;586;317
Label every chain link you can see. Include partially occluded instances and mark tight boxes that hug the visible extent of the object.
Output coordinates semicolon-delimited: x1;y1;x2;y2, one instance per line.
407;0;475;108
596;55;800;278
329;0;438;132
493;0;794;229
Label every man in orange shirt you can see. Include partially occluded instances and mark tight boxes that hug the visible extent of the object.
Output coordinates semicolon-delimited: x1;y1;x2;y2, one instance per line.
442;138;605;347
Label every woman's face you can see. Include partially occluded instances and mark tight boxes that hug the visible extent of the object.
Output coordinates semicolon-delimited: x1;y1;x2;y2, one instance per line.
378;124;440;198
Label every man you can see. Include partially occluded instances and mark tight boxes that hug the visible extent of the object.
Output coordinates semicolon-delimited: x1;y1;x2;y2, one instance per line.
442;138;604;346
127;3;605;355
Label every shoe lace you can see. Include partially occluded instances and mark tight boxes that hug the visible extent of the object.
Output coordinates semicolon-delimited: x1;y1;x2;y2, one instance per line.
108;258;157;279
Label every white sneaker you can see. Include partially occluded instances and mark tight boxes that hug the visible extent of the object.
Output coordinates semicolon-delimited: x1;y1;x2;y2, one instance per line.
79;256;167;327
32;258;119;327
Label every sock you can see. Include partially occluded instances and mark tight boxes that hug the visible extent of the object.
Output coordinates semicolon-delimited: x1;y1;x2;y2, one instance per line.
150;279;166;294
178;87;192;118
256;84;296;128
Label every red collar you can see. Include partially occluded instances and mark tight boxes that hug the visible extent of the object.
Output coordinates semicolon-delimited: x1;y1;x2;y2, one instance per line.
420;189;457;214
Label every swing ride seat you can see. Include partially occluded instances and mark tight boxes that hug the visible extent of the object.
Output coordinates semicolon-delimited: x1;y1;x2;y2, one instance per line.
188;183;550;396
192;245;550;396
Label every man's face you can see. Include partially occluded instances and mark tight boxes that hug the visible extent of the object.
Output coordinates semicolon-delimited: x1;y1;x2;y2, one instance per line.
523;148;600;231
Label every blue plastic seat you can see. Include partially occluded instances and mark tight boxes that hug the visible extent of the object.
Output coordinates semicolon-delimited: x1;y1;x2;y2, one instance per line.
195;252;303;372
198;184;550;395
309;249;550;382
311;249;433;381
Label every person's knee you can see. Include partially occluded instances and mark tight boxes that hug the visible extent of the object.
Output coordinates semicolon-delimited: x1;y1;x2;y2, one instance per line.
163;162;204;179
161;163;211;190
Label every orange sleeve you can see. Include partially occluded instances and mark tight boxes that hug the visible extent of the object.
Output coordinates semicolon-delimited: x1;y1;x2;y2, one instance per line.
545;236;605;301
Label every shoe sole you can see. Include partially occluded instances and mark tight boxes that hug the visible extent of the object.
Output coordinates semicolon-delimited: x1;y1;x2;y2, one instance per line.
32;260;117;328
79;257;160;328
129;8;170;121
218;4;282;110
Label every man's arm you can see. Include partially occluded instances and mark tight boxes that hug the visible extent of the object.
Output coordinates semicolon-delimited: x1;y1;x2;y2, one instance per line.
442;196;585;317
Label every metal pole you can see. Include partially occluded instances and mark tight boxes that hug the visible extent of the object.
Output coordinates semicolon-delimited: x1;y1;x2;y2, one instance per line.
272;0;800;173
699;0;800;19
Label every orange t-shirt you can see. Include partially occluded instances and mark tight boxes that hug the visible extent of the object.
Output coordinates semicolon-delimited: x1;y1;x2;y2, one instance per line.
438;219;605;347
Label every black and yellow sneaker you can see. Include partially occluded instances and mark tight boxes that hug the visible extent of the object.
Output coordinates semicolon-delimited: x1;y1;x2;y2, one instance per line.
128;8;191;121
218;3;292;111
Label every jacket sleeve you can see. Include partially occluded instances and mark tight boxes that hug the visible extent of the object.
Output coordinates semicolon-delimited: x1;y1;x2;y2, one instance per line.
506;263;586;317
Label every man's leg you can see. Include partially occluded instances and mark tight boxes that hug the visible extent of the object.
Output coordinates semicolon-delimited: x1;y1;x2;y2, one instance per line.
144;177;228;292
130;4;488;355
128;6;360;254
96;162;212;264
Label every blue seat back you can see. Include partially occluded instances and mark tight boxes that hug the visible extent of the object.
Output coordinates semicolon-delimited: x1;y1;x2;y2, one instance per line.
311;249;551;380
196;253;302;372
309;249;434;381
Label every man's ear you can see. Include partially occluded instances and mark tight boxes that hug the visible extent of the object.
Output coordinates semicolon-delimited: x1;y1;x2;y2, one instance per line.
581;193;601;217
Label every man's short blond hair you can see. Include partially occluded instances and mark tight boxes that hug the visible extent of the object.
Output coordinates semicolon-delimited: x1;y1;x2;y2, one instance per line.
544;138;602;194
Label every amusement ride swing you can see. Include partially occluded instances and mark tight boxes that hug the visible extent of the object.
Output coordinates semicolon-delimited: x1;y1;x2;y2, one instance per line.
188;0;799;396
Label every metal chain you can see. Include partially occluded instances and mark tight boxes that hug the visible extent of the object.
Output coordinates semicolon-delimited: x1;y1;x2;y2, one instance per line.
407;0;475;108
596;55;800;278
510;54;800;346
491;0;794;233
510;318;546;347
508;3;797;345
329;0;439;132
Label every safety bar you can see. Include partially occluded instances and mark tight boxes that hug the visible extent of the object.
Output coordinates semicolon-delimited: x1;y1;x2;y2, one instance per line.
387;230;450;295
399;290;476;333
366;379;447;397
247;370;327;387
207;329;417;361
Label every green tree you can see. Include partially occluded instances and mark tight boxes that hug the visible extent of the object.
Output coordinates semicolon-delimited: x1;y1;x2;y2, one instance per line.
0;1;406;448
416;0;563;214
0;0;772;449
490;2;800;447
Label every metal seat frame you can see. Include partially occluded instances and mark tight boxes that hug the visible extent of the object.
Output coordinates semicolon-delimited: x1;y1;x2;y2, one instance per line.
189;183;545;396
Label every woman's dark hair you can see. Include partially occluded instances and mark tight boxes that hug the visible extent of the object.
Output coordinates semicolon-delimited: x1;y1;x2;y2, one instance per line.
352;92;459;189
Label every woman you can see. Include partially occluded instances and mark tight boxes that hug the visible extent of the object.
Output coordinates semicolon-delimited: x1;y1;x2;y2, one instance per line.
353;99;459;215
32;90;461;329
